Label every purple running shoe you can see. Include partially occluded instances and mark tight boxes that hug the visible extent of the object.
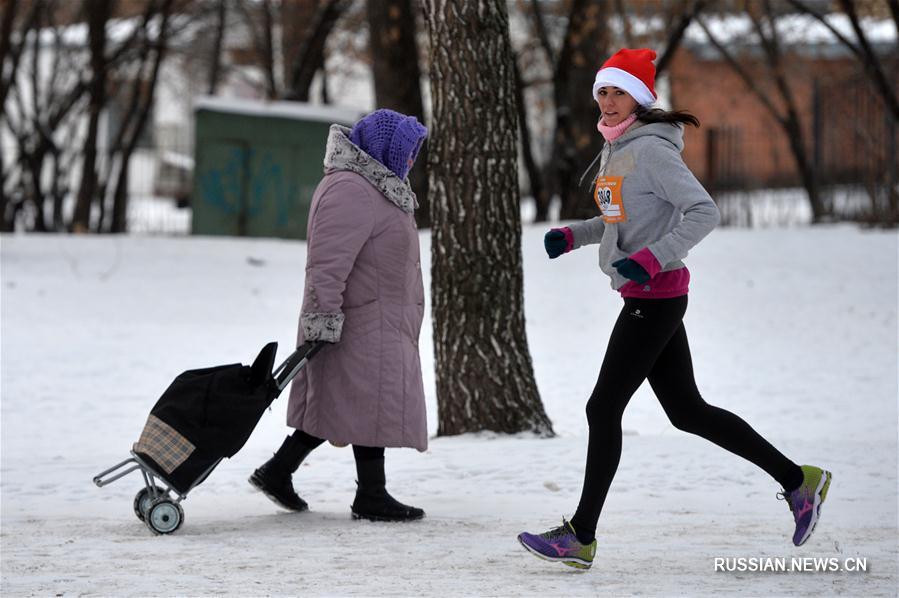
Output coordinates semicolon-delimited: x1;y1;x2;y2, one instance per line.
518;518;596;570
779;465;832;546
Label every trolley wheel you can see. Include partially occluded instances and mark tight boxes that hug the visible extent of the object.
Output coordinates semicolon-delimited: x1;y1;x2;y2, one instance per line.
133;486;168;522
146;499;184;535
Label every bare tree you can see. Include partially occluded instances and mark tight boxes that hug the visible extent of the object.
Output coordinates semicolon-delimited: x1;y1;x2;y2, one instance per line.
207;0;228;95
238;0;278;99
1;0;31;230
3;0;186;233
109;0;176;232
655;0;707;76
889;0;899;30
513;56;549;222
98;3;160;232
0;0;26;111
552;0;609;220
367;0;429;227
785;0;898;223
71;0;115;233
527;0;555;66
697;4;826;222
516;0;557;222
285;0;348;101
2;1;98;232
422;0;554;436
786;0;898;119
615;0;635;47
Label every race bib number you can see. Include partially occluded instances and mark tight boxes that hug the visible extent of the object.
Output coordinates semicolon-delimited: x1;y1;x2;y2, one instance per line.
594;176;626;223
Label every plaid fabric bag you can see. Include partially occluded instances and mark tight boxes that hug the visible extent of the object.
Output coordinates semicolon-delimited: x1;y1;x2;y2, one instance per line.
133;415;195;474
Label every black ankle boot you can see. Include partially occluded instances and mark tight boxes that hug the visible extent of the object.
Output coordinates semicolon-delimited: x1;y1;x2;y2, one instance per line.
350;456;424;522
249;434;315;512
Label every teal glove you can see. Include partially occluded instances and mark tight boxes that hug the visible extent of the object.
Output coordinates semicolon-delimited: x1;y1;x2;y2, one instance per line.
612;258;650;284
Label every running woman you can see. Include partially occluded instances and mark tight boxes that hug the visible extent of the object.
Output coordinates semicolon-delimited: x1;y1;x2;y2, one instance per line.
517;48;831;570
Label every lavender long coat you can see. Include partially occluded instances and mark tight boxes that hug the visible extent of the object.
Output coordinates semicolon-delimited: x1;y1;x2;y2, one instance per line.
286;125;427;451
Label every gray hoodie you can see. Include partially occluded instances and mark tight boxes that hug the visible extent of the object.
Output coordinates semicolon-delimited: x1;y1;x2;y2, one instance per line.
567;121;720;291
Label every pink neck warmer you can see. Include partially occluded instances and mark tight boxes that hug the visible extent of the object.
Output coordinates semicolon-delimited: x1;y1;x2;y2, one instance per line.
597;113;638;142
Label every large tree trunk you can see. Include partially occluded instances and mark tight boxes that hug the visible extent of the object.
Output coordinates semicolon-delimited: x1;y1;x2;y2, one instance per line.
72;0;113;232
552;0;609;220
422;0;554;437
367;0;430;228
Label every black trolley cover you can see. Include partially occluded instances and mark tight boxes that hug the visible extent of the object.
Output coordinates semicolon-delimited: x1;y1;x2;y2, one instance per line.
132;342;316;494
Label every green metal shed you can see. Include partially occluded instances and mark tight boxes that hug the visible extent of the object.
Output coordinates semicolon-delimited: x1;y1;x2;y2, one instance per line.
191;97;361;240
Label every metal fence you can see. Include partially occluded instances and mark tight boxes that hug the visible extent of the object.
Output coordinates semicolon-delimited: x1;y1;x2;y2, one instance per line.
702;73;897;227
1;143;193;235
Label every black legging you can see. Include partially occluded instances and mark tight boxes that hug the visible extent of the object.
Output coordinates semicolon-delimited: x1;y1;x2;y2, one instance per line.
292;429;384;462
569;295;802;543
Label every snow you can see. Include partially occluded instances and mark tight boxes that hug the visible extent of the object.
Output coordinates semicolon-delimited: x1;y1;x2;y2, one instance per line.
34;17;143;48
684;13;897;45
1;225;897;596
159;150;195;171
194;96;364;126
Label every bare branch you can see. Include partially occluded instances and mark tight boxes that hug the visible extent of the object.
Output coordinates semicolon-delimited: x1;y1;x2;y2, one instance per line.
527;0;555;67
695;16;785;126
28;3;41;122
45;0;66;114
786;0;898;118
614;0;634;47
1;0;40;113
513;53;547;221
286;0;349;102
237;0;277;98
784;0;863;60
656;0;707;76
0;0;20;110
260;0;276;98
207;0;227;95
111;0;176;232
837;0;899;119
752;0;796;112
758;0;805;140
100;2;158;222
886;0;899;35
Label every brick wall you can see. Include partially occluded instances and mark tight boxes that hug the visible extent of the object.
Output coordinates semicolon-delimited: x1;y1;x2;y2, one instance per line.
667;45;885;191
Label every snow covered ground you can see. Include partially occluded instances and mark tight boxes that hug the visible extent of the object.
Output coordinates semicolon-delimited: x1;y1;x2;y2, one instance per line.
2;225;897;596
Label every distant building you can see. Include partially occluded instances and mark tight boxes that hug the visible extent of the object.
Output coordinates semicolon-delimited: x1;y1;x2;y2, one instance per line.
669;16;897;193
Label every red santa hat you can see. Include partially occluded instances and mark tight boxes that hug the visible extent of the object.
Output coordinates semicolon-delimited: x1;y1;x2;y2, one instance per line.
592;48;657;106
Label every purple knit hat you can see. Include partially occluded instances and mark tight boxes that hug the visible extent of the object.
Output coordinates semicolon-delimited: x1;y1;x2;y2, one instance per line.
349;109;428;180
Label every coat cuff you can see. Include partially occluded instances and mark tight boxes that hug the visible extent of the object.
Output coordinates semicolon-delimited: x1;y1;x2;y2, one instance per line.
629;247;663;279
560;227;574;253
549;227;574;253
301;312;345;343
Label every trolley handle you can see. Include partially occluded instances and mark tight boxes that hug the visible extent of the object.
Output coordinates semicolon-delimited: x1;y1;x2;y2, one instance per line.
273;342;325;391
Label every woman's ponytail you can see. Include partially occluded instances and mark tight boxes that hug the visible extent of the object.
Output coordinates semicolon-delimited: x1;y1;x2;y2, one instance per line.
635;106;700;128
